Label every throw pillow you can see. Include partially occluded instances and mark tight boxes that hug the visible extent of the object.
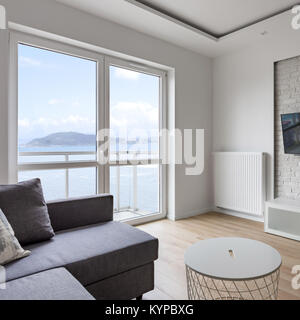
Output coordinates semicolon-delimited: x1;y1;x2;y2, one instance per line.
0;179;55;245
0;209;30;265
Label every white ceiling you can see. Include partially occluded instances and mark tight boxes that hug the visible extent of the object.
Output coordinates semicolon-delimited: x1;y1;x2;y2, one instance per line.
136;0;299;37
55;0;300;57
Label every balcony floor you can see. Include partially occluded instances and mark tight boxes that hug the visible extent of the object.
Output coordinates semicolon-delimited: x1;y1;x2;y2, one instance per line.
114;210;156;222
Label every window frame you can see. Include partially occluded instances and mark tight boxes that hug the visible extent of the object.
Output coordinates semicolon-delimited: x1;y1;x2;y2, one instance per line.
10;32;105;195
104;57;167;221
10;31;167;224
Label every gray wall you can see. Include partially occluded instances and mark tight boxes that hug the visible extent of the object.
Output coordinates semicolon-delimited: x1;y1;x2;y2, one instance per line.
275;57;300;200
0;0;213;220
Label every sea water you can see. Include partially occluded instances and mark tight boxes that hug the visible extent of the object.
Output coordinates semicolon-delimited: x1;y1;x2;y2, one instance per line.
18;145;159;214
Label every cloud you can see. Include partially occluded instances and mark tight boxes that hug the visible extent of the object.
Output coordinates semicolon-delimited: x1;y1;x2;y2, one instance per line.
61;115;91;125
19;102;158;142
19;56;41;67
19;56;56;69
48;99;64;105
34;117;59;127
18;118;31;128
114;68;140;80
18;115;96;141
71;101;80;107
111;102;158;133
31;115;94;127
48;99;80;107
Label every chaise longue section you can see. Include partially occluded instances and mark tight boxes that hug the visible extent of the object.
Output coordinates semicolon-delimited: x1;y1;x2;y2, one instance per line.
0;268;94;300
3;194;159;300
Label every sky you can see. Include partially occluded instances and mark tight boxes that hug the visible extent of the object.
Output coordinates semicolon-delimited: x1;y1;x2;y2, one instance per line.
18;44;160;145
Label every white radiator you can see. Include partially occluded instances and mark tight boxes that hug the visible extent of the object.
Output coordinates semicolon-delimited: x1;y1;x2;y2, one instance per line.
213;152;265;217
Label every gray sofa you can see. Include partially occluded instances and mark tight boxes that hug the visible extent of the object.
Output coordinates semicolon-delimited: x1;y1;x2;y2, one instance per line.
0;195;159;300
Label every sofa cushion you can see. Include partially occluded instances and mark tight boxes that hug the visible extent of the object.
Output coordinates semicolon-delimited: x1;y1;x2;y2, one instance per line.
0;268;94;300
0;209;30;265
5;221;158;286
0;179;55;245
47;195;113;232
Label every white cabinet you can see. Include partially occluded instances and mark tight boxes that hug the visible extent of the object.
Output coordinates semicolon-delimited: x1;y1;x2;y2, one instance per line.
265;199;300;241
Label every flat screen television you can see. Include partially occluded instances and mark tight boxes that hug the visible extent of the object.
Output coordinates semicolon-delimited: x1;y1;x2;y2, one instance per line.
281;113;300;154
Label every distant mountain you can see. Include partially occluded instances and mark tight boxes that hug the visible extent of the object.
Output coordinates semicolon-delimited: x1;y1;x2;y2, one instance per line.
26;132;95;147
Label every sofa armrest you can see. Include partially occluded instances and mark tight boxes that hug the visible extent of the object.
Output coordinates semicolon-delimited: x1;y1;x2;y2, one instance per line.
47;194;113;232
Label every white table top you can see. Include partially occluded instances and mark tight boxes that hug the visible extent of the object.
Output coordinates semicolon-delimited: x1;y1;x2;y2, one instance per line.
184;238;282;280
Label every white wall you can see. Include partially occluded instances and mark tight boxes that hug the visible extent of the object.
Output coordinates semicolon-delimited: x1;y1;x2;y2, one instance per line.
0;30;9;184
0;0;213;220
213;29;300;204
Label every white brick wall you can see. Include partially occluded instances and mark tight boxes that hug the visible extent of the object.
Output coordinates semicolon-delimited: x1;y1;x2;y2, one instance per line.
275;56;300;199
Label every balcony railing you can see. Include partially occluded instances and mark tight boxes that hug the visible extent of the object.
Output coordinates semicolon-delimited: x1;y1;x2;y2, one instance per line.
19;151;97;199
18;151;159;220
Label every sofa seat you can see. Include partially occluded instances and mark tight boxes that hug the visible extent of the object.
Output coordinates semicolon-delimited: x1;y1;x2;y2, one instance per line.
5;221;158;286
0;268;95;300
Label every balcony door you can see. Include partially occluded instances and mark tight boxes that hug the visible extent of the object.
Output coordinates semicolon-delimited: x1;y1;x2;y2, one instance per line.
12;33;166;223
107;59;166;221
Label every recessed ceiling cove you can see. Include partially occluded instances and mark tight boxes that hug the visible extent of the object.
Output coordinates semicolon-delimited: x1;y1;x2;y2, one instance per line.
132;0;299;37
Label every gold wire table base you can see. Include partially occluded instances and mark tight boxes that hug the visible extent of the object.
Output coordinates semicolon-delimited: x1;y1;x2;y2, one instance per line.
186;266;280;300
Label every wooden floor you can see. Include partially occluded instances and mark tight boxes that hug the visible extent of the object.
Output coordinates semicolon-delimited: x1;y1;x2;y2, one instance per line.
138;212;300;300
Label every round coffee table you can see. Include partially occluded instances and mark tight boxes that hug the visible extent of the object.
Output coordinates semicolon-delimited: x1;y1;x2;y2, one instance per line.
184;238;282;300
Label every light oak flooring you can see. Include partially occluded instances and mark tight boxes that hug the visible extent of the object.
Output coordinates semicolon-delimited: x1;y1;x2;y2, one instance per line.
138;212;300;300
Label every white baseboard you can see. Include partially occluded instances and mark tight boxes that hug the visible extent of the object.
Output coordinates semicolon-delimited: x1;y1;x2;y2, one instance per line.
128;207;264;224
214;207;264;223
172;207;215;221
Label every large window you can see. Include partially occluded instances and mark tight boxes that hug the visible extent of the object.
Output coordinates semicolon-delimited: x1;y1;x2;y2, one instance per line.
17;43;98;201
14;34;166;222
